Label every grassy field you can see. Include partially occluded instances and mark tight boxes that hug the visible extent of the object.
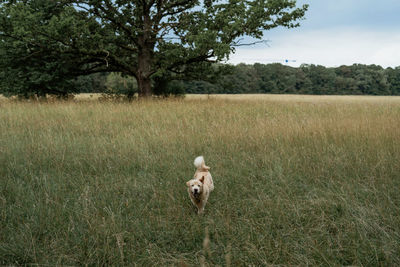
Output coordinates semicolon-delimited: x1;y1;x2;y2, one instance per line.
1;95;400;265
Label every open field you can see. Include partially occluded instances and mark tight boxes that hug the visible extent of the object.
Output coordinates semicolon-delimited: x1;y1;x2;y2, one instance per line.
76;93;400;104
3;93;400;103
1;96;400;265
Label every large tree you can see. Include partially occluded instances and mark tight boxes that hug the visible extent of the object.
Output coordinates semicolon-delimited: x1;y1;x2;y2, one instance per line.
0;0;308;97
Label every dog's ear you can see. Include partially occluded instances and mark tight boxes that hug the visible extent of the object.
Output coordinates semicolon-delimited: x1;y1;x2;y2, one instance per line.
186;181;190;187
200;176;205;184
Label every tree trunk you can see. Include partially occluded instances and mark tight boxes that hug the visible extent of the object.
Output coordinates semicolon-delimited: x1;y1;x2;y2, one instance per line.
137;74;152;97
136;48;153;97
137;13;154;98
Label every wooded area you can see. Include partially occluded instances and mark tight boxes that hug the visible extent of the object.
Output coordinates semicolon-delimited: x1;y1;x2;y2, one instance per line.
3;63;397;97
184;63;400;95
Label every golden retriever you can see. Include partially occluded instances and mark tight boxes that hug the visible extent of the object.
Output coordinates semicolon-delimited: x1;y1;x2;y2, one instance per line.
186;156;214;214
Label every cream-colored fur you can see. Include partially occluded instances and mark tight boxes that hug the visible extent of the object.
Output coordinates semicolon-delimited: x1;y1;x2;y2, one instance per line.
186;156;214;214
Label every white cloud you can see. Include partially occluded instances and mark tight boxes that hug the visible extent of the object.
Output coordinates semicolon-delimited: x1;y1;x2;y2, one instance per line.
228;28;400;68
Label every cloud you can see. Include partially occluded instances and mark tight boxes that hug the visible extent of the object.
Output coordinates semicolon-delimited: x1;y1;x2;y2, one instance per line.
227;1;400;67
228;28;400;68
297;0;400;30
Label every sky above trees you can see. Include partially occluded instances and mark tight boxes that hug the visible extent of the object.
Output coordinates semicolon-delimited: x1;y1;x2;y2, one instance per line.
229;0;400;67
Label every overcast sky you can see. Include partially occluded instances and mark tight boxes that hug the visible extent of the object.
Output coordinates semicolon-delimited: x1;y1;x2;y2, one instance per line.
228;0;400;67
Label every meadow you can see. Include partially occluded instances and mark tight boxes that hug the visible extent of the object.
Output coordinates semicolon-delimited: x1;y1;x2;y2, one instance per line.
1;95;400;266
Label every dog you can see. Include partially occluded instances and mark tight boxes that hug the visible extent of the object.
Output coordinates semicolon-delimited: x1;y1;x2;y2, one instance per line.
186;156;214;214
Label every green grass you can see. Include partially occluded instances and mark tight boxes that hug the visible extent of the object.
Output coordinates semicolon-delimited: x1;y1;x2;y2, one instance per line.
1;97;400;266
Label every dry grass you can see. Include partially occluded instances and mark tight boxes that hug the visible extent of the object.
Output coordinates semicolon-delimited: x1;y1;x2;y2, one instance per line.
4;93;400;103
187;93;400;103
1;96;399;265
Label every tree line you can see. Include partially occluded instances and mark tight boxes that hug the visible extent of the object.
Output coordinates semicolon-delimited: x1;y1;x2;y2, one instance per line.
2;63;400;97
103;62;400;96
184;63;400;95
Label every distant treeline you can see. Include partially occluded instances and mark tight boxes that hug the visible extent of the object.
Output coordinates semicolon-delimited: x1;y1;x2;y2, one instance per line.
77;63;400;96
3;63;400;97
184;63;400;95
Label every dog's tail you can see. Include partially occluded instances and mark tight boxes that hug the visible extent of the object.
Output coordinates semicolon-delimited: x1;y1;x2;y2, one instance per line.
194;156;210;171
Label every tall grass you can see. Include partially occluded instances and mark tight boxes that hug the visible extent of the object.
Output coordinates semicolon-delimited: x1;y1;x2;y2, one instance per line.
1;97;400;265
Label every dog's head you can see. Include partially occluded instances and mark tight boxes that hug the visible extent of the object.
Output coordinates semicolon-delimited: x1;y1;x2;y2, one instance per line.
186;176;205;196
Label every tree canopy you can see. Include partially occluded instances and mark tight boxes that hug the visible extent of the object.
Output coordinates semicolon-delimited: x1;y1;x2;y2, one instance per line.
0;0;308;97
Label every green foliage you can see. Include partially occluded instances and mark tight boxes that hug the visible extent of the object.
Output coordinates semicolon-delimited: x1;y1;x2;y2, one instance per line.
74;73;109;93
105;73;138;96
184;63;400;96
153;79;186;97
0;0;113;98
0;0;308;97
386;67;400;94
